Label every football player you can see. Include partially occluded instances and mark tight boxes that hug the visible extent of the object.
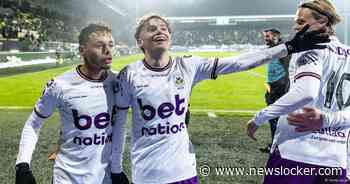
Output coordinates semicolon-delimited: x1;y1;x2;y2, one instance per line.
247;0;349;183
110;13;329;184
15;24;129;184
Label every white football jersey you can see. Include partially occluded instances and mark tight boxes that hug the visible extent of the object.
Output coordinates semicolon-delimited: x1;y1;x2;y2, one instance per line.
113;44;288;184
273;36;350;168
35;66;117;184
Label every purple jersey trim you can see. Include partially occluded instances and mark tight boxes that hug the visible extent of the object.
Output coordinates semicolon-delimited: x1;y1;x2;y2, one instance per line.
76;65;108;82
169;176;199;184
142;57;173;72
264;149;347;184
294;72;321;82
34;107;49;119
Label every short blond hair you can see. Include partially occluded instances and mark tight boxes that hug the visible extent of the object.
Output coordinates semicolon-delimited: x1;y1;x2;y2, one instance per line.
300;0;341;34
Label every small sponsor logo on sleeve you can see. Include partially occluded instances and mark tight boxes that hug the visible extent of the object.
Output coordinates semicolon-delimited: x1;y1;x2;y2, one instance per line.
296;51;318;67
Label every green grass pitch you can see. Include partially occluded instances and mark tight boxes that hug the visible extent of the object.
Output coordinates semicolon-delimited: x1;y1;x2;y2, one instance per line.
0;52;271;184
0;52;267;109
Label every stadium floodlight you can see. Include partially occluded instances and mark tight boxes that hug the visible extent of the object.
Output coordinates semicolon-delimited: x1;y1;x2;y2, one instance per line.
179;20;197;23
168;15;295;24
97;0;127;16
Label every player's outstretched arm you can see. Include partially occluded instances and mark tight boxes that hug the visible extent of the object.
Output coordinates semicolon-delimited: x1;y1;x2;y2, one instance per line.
215;24;329;74
287;107;350;132
111;109;129;184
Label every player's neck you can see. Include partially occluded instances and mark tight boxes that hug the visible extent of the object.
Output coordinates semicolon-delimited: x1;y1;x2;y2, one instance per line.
144;52;170;68
80;65;106;80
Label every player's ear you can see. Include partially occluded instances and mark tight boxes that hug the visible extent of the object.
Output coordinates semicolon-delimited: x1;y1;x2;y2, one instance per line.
318;17;329;27
312;18;328;33
79;46;85;54
137;39;143;47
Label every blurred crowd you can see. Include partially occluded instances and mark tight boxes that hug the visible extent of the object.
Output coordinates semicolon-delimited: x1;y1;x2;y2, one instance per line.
0;0;79;51
172;24;293;47
0;0;293;54
172;29;264;46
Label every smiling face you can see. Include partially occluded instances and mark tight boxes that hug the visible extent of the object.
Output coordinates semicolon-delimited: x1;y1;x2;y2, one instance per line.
136;17;172;56
263;31;280;47
80;31;114;71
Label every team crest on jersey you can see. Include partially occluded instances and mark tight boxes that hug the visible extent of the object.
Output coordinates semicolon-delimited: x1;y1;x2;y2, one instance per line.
174;74;185;88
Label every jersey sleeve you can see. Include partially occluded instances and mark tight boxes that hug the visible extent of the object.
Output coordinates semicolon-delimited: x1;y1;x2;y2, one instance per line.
193;44;288;83
111;68;130;173
16;79;60;165
292;50;322;82
192;57;219;83
111;109;128;173
323;107;350;128
34;79;60;118
115;67;132;110
16;111;45;165
254;50;323;126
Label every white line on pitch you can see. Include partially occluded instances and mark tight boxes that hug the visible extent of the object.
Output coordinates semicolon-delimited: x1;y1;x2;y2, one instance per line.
246;71;266;79
207;112;217;118
0;106;32;109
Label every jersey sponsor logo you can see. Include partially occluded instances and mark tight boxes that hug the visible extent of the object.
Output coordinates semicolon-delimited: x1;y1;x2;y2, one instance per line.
141;122;185;136
150;74;168;77
73;132;112;146
136;84;149;88
312;127;346;138
72;109;111;130
137;94;185;120
296;51;318;67
71;107;116;145
138;94;186;136
90;84;109;89
68;95;88;100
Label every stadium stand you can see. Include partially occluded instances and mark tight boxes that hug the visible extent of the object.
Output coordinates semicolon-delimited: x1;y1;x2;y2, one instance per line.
0;0;80;51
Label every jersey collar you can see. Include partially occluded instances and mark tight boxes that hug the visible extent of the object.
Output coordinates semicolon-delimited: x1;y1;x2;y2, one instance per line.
76;65;108;82
142;57;173;72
